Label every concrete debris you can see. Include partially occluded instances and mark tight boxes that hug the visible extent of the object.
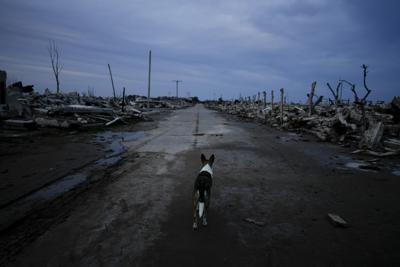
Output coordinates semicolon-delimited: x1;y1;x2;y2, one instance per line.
0;70;195;131
362;121;384;149
327;213;348;227
105;117;123;127
206;96;400;156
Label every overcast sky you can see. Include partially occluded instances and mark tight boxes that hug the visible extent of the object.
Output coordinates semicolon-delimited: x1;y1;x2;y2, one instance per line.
0;0;399;101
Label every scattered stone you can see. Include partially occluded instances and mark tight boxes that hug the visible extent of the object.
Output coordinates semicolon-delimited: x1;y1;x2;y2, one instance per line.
327;213;348;227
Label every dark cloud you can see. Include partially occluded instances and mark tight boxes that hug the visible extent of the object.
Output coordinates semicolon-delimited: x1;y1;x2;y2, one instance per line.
0;0;398;101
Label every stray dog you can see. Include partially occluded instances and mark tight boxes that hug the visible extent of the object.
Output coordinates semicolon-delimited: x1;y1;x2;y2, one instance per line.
193;153;215;230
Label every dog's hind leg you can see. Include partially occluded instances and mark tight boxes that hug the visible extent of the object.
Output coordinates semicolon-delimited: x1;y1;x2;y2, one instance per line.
192;191;199;230
202;190;210;226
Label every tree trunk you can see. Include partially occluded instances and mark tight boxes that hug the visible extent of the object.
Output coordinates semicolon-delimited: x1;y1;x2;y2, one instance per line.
56;76;60;94
308;81;316;116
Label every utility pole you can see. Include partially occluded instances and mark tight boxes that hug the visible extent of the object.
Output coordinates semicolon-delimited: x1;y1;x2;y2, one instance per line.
172;80;182;98
280;88;284;126
147;50;152;109
107;64;116;100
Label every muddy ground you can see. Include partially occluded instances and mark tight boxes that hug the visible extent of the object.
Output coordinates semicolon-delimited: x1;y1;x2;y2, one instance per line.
1;104;400;266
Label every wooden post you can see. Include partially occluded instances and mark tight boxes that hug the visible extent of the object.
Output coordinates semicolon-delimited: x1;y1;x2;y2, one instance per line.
271;90;274;115
308;81;316;116
122;87;126;112
263;91;266;108
0;70;6;105
280;88;284;126
107;64;116;100
147;50;151;109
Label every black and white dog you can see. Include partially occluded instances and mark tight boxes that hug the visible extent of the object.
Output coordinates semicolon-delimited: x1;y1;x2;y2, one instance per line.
193;154;215;230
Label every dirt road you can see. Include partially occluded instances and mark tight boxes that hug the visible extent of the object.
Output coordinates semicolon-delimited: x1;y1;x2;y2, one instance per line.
5;104;400;266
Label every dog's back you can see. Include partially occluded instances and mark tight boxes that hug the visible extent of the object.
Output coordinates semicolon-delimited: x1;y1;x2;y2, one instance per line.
194;171;212;202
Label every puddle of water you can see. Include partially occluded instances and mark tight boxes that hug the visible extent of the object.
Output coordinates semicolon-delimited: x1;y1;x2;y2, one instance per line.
344;161;380;172
95;156;122;167
392;170;400;176
119;131;146;142
20;131;145;203
96;131;145;156
109;139;125;156
27;173;87;201
345;161;364;169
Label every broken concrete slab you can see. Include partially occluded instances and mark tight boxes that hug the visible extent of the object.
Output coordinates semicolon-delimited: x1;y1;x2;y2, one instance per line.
6;90;32;117
362;121;384;149
327;213;348;227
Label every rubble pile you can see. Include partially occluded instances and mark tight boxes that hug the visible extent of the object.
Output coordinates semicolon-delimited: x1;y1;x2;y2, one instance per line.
205;98;400;156
0;75;194;131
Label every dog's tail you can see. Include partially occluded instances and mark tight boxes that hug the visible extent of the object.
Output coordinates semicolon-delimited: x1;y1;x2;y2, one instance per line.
198;181;206;217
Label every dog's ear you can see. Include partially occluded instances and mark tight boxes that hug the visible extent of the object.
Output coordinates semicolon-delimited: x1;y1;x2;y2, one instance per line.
201;154;206;164
209;154;215;166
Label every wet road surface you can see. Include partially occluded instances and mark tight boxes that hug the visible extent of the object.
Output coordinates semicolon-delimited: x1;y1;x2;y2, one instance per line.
7;104;400;266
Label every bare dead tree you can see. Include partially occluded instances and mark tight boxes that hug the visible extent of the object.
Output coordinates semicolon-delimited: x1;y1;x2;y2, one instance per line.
307;81;316;116
48;40;62;93
307;81;323;116
361;64;372;103
326;81;342;107
340;64;373;133
341;65;371;105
